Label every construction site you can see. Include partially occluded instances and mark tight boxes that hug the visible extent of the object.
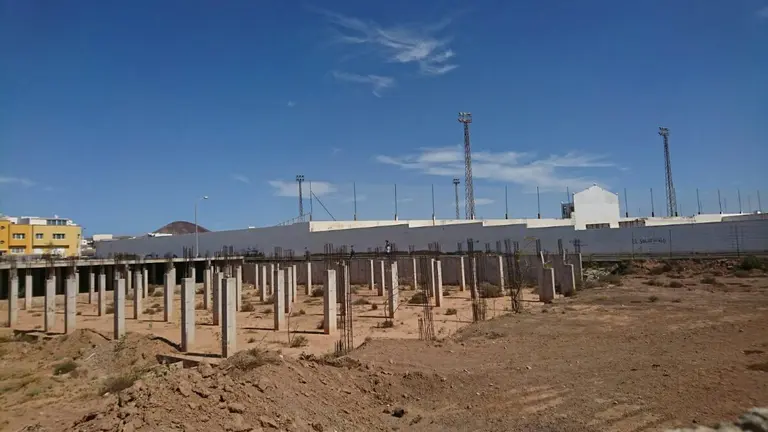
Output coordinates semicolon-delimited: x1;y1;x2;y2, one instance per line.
1;114;766;432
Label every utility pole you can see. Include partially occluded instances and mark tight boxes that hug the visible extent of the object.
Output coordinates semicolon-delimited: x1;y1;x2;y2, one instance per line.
718;189;722;214
394;184;398;221
452;178;460;219
504;185;509;219
650;187;655;217
309;182;314;221
458;112;475;220
624;188;629;218
353;182;358;221
696;188;702;215
536;186;541;219
431;184;436;222
758;190;763;213
659;127;678;217
296;175;305;219
738;189;743;214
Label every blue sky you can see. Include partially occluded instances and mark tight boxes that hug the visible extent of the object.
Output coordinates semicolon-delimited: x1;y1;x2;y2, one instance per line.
1;0;766;235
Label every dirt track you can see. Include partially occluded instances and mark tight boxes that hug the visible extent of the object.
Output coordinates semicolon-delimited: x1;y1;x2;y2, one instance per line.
1;265;767;431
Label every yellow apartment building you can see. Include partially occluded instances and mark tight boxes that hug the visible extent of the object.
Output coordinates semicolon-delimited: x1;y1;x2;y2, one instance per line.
0;216;82;257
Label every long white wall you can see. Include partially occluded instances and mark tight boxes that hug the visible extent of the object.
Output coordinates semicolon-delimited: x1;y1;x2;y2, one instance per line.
95;219;768;258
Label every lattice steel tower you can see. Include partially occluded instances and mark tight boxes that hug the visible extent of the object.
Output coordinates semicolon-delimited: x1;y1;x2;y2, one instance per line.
452;178;461;219
296;175;305;218
458;112;475;220
658;127;678;217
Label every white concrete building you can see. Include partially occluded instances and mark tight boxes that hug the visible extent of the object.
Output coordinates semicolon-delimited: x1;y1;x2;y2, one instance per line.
571;185;621;230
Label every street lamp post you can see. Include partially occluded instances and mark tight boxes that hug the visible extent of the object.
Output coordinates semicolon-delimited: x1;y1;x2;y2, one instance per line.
195;196;209;257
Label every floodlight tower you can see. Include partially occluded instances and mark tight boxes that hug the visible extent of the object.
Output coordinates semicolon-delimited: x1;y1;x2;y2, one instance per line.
296;175;305;219
659;127;678;217
452;178;460;219
458;112;475;220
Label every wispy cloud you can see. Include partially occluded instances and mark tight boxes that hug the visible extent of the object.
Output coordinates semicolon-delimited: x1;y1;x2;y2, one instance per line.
231;174;250;184
758;6;768;18
475;198;495;206
331;147;342;155
332;71;395;97
268;180;336;197
287;100;296;108
376;146;615;191
322;10;458;76
0;176;35;187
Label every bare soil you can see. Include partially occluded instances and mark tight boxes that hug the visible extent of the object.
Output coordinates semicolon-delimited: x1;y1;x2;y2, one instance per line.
1;263;766;432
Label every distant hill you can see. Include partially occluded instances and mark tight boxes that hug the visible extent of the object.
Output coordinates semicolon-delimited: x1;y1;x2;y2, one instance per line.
154;221;210;235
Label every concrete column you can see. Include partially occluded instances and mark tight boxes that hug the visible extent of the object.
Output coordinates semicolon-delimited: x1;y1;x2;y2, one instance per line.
560;263;576;296
88;269;95;304
387;261;399;319
106;265;114;294
65;276;77;334
164;267;175;322
125;265;132;295
203;267;212;310
253;263;260;293
539;267;555;303
273;269;285;330
235;265;243;311
369;260;375;290
435;259;444;307
429;258;436;297
45;275;56;333
98;272;107;316
75;270;80;297
7;271;19;327
212;272;223;325
133;271;143;320
221;277;237;358
412;257;418;290
459;256;467;292
498;255;505;293
283;268;291;313
113;278;126;339
191;266;196;286
142;267;149;298
260;265;268;301
24;270;33;310
305;262;312;295
323;269;337;334
378;261;386;296
268;264;275;296
181;277;195;352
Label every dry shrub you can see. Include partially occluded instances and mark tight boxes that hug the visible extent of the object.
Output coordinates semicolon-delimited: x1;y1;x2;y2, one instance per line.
352;298;370;305
311;287;324;297
701;276;718;285
195;301;205;310
53;360;78;376
733;270;751;279
263;295;274;305
241;302;256;312
225;347;282;371
370;304;378;311
667;281;684;288
262;308;272;315
599;274;622;286
105;305;115;314
445;308;457;315
479;283;503;298
100;371;140;394
649;263;673;275
648;295;659;303
247;337;256;344
644;279;664;287
378;320;395;329
315;320;324;330
739;255;765;271
408;292;427;304
151;290;164;297
143;308;156;315
289;335;309;348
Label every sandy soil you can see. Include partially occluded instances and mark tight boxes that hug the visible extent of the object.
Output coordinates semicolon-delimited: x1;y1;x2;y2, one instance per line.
1;262;766;431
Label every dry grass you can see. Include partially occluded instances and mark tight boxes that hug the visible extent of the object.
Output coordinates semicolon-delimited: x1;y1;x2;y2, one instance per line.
352;298;370;305
224;347;282;371
52;360;78;376
311;287;324;298
241;302;256;312
289;335;309;348
668;281;684;288
409;292;427;304
100;371;141;394
701;276;718;285
445;308;458;315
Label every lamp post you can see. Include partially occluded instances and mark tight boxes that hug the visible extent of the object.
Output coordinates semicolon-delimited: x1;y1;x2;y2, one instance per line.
195;196;208;257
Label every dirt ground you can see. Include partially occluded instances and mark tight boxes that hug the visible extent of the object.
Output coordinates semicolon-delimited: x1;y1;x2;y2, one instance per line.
1;260;767;431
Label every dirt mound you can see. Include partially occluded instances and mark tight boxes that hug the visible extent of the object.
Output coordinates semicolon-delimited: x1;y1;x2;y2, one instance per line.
154;221;210;235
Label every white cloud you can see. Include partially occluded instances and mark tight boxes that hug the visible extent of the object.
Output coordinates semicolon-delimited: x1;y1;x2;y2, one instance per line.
322;10;458;76
331;147;342;155
376;146;615;192
0;176;35;187
758;6;768;18
287;101;296;108
475;198;495;206
231;174;250;184
268;180;336;197
332;71;395;97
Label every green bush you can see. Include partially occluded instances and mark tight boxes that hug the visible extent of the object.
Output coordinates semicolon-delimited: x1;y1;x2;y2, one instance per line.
739;255;764;271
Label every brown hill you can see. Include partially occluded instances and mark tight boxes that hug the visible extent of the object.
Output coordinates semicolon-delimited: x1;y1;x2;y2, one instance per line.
154;220;210;235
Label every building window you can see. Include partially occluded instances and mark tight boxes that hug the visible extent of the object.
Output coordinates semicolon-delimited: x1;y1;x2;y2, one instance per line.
10;247;25;254
53;233;66;240
12;233;25;239
586;223;611;229
47;219;66;226
35;233;44;239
